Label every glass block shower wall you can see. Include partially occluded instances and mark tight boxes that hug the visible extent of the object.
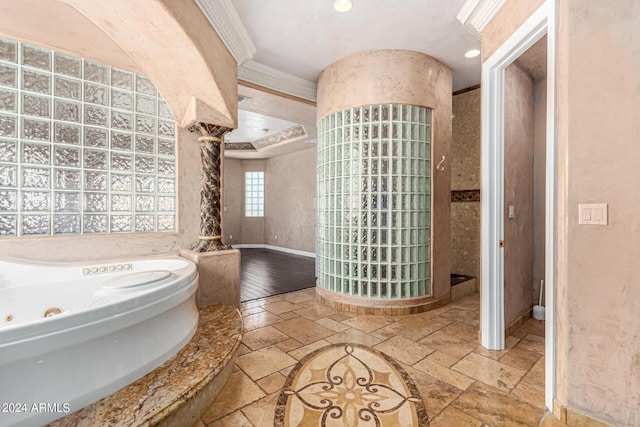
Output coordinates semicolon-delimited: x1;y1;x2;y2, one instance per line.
317;104;431;299
0;37;176;237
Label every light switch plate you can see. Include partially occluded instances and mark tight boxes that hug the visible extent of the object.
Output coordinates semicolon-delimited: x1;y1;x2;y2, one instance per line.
579;203;608;225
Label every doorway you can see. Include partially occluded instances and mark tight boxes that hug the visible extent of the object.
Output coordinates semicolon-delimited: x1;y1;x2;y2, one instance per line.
480;0;557;411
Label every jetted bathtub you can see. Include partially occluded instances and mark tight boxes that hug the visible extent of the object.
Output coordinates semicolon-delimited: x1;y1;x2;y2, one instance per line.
0;255;199;427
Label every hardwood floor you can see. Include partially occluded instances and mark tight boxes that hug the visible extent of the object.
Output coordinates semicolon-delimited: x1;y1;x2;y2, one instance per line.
240;248;316;302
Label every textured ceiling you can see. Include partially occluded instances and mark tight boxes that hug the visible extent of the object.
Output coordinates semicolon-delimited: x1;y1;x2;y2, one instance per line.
207;0;484;158
233;0;481;91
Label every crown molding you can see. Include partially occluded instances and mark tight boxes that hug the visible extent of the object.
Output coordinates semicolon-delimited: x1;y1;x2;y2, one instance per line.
457;0;506;40
239;60;317;103
196;0;317;102
195;0;256;64
253;124;307;150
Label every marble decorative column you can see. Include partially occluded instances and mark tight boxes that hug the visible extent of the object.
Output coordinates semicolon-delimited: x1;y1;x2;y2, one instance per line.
187;122;232;252
181;122;241;308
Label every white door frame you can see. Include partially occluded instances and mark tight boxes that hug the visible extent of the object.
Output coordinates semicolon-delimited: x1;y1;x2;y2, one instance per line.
480;0;556;410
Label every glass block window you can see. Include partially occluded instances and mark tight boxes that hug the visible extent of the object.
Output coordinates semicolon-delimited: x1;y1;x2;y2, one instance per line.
245;171;264;217
0;37;176;237
316;104;431;299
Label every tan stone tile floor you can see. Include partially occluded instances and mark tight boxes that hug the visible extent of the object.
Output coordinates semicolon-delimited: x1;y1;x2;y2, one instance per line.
195;288;547;426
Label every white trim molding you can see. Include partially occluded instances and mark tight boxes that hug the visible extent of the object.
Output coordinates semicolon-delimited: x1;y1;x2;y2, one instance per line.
481;0;548;349
239;61;318;103
480;0;556;412
544;0;558;412
233;244;316;259
195;0;317;103
195;0;257;64
457;0;507;40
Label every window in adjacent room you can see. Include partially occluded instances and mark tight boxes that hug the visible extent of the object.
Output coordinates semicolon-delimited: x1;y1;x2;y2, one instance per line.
245;171;264;217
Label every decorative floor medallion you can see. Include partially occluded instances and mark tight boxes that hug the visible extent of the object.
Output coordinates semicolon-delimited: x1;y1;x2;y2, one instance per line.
275;343;429;427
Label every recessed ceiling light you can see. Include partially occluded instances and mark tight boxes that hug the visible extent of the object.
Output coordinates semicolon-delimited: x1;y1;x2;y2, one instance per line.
333;0;352;12
464;49;480;58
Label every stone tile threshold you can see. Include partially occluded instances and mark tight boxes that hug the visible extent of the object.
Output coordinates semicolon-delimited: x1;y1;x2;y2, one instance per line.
197;288;549;427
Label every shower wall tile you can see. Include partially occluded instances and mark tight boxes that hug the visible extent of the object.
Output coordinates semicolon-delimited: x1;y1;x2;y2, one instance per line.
451;89;481;279
0;36;176;237
452;89;480;191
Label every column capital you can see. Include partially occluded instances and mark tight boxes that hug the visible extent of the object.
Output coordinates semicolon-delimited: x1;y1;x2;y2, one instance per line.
188;122;233;141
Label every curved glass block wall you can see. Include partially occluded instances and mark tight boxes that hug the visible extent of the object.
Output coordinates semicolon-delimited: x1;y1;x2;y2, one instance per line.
317;104;431;299
0;37;176;237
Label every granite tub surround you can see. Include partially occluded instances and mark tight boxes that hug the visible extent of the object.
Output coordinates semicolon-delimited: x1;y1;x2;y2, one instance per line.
48;304;242;427
196;287;547;426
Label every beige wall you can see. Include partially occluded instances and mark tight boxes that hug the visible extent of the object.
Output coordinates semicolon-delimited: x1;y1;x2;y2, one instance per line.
222;158;243;245
555;1;640;425
532;78;546;301
484;0;640;425
265;148;316;253
0;0;139;72
451;88;481;279
503;63;534;327
223;151;316;253
481;0;545;60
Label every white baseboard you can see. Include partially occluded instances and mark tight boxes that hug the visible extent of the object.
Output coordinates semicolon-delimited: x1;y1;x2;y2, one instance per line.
233;243;316;259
